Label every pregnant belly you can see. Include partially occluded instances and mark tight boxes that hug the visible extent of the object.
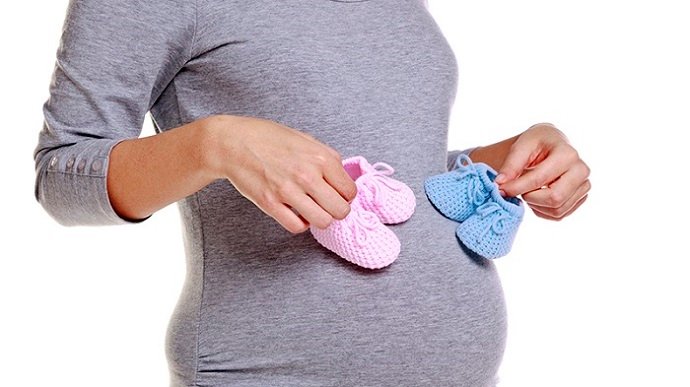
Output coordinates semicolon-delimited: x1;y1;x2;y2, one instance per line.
167;198;507;387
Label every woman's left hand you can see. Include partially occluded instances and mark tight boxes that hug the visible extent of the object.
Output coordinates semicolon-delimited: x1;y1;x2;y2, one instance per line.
493;123;591;221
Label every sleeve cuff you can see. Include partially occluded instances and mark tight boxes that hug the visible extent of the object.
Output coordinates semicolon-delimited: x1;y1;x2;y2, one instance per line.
35;138;147;226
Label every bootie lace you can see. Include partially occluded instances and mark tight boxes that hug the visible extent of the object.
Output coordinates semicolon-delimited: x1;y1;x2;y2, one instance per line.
474;202;514;242
357;162;407;204
347;206;382;247
453;154;488;208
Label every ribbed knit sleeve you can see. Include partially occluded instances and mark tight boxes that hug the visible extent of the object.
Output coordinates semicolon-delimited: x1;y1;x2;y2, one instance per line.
34;0;197;225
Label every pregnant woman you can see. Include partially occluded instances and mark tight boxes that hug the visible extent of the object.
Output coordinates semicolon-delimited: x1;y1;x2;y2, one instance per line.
35;1;590;386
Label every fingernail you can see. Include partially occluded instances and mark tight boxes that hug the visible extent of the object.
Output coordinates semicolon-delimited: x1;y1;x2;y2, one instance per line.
499;189;506;197
495;174;507;184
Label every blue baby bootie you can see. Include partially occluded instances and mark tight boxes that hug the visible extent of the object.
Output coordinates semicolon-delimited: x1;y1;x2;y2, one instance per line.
456;188;524;259
424;154;498;222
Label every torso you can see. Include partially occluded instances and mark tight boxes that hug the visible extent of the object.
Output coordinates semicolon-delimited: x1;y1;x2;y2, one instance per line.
155;1;507;385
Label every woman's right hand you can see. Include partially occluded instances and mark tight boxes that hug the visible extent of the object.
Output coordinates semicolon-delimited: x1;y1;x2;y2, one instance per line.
200;115;357;233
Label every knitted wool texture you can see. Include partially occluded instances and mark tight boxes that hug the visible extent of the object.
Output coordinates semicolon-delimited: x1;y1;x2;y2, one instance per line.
343;156;416;224
309;156;415;269
424;154;497;222
456;190;524;259
310;200;401;269
424;154;524;259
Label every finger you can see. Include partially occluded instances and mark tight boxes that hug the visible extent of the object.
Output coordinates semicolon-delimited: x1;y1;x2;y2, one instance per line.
499;146;575;197
281;125;356;201
524;180;590;219
520;163;591;209
323;160;358;202
286;193;334;230
307;179;352;220
263;202;310;234
240;176;314;234
530;194;588;221
495;139;540;184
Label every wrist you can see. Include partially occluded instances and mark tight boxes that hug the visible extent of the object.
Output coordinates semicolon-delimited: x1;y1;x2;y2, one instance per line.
193;115;232;181
197;114;260;181
469;134;519;171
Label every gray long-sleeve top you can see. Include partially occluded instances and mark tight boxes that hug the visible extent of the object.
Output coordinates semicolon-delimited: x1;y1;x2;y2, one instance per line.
34;1;506;386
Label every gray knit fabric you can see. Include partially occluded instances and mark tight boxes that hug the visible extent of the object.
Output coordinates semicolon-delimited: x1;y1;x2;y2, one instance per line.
35;1;507;386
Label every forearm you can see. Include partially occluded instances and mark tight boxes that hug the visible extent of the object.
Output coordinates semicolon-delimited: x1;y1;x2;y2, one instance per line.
107;118;220;221
106;113;356;232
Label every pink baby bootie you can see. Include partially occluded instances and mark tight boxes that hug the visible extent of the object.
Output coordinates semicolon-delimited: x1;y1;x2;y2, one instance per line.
310;200;400;269
309;156;415;269
342;156;416;224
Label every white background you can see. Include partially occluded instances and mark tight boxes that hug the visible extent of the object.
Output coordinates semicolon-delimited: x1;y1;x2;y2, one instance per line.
1;1;688;386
